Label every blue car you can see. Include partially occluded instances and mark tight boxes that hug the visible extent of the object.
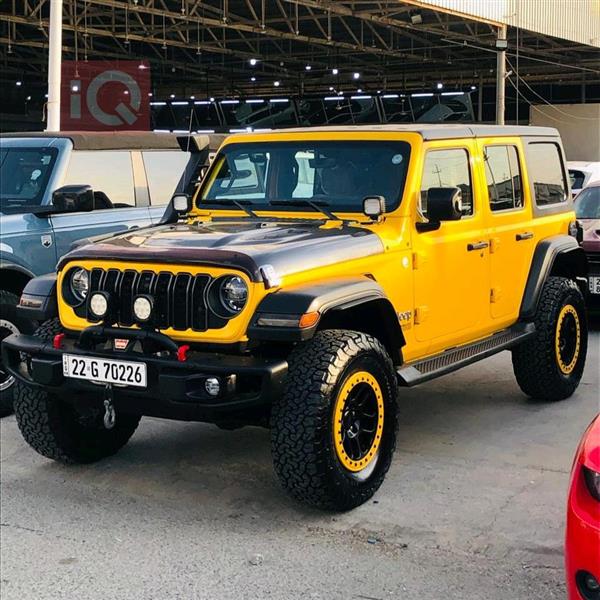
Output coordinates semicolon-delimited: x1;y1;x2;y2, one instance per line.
0;131;222;414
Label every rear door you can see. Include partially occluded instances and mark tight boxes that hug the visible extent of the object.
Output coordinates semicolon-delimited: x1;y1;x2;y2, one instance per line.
142;150;193;223
478;139;535;323
50;150;152;257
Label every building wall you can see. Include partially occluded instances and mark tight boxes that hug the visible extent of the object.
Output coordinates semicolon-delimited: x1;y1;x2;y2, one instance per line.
413;0;600;48
530;103;600;161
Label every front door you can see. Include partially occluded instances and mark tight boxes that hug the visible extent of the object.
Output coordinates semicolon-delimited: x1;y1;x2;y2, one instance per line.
412;143;490;352
50;150;152;258
479;140;536;323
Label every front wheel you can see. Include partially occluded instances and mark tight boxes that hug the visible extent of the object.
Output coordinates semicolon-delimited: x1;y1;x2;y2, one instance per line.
14;318;141;463
512;276;587;401
0;290;36;417
271;330;399;511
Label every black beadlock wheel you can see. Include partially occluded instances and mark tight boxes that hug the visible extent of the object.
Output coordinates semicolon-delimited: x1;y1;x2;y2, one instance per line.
13;318;141;464
512;276;588;401
0;290;36;418
271;329;399;511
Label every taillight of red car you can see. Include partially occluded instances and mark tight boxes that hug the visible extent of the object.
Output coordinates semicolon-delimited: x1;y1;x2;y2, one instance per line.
566;415;600;600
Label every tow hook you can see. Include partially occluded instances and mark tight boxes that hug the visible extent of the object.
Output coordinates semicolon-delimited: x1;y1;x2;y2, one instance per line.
103;384;116;430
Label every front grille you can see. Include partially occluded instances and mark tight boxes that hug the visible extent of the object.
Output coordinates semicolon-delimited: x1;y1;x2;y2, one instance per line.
89;268;211;331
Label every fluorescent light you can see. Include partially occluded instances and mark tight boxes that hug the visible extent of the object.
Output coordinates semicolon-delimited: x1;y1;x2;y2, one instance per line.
171;101;189;105
382;94;399;99
270;98;289;103
351;95;371;100
324;96;340;101
153;129;170;132
150;101;166;106
441;91;464;96
246;99;265;104
411;93;434;97
221;100;240;104
194;100;211;105
172;129;190;133
196;129;215;133
229;128;248;133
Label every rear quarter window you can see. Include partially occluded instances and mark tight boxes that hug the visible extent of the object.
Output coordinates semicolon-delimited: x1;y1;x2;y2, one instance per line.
527;142;568;206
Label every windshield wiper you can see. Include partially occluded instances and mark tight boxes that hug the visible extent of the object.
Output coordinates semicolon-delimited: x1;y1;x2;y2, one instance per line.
270;199;341;221
203;198;258;218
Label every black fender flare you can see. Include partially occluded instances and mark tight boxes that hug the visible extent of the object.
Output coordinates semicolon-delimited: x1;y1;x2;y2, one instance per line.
520;235;588;320
17;273;58;322
248;277;405;355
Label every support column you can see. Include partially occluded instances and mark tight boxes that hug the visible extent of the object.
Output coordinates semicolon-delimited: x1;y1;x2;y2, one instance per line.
495;24;507;126
46;0;63;132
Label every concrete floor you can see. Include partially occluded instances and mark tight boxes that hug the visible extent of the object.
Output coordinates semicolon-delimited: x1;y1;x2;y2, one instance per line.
1;327;598;600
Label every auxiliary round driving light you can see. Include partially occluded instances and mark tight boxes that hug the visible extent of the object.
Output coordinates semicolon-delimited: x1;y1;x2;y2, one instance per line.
133;296;153;322
89;292;109;319
205;377;221;397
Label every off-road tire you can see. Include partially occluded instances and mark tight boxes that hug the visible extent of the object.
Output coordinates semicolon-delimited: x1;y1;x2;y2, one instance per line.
512;276;587;401
271;329;399;511
0;290;36;417
13;318;141;463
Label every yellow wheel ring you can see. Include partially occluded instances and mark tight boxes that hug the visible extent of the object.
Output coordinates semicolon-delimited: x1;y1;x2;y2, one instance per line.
332;371;384;472
555;304;581;375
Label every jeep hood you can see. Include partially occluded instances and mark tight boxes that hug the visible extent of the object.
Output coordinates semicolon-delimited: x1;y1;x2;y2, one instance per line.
60;220;384;282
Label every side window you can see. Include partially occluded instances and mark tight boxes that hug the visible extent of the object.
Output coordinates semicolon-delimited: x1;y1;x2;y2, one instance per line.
484;145;523;212
142;151;191;206
527;142;568;206
420;148;473;218
64;151;135;209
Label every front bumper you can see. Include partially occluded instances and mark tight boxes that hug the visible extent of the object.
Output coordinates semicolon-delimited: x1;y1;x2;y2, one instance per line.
2;326;287;422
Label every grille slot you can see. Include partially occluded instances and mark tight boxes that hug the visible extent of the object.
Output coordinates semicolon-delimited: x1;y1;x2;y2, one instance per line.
87;268;214;332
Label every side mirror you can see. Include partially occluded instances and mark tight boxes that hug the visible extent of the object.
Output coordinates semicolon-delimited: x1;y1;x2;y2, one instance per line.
426;187;463;223
52;185;95;213
171;193;192;215
363;196;386;221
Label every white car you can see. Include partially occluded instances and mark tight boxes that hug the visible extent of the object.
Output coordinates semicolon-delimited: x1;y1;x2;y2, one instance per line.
568;161;600;196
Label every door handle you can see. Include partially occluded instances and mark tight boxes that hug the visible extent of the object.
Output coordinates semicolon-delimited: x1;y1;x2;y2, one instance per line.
516;231;534;241
467;241;489;251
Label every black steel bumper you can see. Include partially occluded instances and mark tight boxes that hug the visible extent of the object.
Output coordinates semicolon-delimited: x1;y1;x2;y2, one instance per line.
1;326;288;422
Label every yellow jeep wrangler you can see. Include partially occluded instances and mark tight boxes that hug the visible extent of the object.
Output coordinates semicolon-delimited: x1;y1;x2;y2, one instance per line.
3;125;588;510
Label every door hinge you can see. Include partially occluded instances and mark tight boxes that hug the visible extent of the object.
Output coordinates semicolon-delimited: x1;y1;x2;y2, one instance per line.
490;287;502;303
412;252;428;270
414;306;429;324
489;237;501;254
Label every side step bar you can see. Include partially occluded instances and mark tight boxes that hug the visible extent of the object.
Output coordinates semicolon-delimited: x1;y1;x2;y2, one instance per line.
397;322;536;387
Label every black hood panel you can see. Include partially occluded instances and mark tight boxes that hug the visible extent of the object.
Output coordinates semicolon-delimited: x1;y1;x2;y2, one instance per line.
60;220;384;282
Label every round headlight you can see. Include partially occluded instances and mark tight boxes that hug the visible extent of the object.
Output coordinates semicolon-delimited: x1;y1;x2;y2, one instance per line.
133;296;153;322
89;292;108;318
70;268;89;302
219;276;248;313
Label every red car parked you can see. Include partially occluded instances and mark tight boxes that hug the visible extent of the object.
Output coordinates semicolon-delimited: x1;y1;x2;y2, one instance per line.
566;415;600;599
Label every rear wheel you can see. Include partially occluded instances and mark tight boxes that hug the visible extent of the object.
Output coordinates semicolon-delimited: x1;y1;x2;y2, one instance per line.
271;329;398;510
13;318;141;463
512;276;587;401
0;290;36;417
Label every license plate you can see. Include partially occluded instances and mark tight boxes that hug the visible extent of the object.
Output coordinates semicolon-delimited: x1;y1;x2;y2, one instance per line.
589;276;600;295
62;354;147;388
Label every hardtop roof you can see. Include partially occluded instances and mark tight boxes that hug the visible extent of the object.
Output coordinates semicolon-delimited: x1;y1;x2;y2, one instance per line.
229;124;559;141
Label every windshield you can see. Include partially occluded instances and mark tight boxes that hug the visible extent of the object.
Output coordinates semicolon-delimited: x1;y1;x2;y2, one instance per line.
199;141;411;213
0;147;58;212
575;186;600;219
